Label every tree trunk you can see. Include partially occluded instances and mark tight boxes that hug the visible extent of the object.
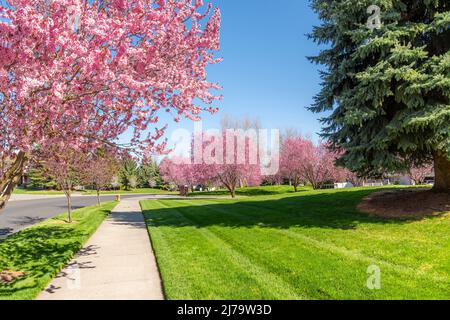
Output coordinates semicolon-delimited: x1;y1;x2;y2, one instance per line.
433;152;450;193
97;189;101;206
293;175;299;192
0;151;27;211
67;193;73;223
230;188;236;198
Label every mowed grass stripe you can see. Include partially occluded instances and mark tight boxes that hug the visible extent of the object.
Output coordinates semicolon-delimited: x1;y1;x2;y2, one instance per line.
155;199;390;299
156;200;343;299
208;199;450;282
145;200;247;299
142;201;241;299
143;200;294;299
230;198;450;280
141;201;192;299
149;200;307;300
162;201;446;299
153;198;450;299
203;194;450;278
144;200;253;299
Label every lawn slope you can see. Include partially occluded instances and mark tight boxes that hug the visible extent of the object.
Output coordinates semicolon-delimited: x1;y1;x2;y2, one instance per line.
0;202;116;300
142;187;450;300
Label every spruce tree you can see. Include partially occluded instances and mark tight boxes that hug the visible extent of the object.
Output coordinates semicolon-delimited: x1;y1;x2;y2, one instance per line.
28;166;57;190
119;159;138;191
138;159;162;188
309;0;450;192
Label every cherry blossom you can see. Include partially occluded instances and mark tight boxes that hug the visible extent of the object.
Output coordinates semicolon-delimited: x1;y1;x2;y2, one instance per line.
0;0;222;209
281;137;346;191
409;164;434;185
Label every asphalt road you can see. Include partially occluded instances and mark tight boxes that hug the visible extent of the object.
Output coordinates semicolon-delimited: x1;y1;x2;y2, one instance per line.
0;195;147;238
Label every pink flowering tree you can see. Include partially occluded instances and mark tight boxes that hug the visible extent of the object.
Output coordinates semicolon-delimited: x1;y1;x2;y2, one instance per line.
194;131;262;198
83;152;119;205
161;130;263;198
40;146;87;223
264;172;284;186
160;157;188;195
0;0;222;210
214;163;262;198
160;155;215;195
281;137;348;191
409;164;434;185
280;137;312;192
301;143;344;190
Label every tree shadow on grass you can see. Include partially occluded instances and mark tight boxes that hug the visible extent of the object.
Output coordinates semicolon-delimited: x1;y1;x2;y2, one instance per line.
189;187;305;198
0;205;113;299
235;188;304;196
0;225;86;298
144;189;445;231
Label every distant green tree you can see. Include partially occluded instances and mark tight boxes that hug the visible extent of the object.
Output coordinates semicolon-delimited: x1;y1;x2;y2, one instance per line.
28;166;57;190
119;158;138;190
137;158;161;188
309;1;450;192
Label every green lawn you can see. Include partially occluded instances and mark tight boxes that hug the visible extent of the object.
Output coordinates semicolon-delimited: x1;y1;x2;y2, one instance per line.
0;202;117;300
141;187;450;300
13;189;64;195
81;188;177;195
188;185;299;197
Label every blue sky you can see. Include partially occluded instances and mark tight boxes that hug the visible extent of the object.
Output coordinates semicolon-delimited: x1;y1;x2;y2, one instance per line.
127;0;326;149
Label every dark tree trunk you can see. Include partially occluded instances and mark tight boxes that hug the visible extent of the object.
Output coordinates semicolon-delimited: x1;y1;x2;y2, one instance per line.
179;185;188;197
433;152;450;193
67;194;73;223
0;151;27;211
97;189;101;206
293;175;299;192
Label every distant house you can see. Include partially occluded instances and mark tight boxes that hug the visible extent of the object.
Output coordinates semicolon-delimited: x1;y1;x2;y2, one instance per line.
388;174;413;186
334;182;354;189
398;175;412;185
319;182;354;189
362;171;435;187
362;178;388;187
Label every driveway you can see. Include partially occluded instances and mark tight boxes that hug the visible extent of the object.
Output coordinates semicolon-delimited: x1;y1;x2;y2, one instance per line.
0;194;174;238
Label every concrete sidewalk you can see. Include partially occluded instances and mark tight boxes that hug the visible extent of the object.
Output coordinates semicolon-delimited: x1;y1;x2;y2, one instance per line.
37;199;164;300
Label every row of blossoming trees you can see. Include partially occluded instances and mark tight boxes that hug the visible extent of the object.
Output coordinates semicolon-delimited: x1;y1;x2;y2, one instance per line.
161;131;262;198
160;131;436;198
160;133;357;197
39;148;119;222
0;0;222;214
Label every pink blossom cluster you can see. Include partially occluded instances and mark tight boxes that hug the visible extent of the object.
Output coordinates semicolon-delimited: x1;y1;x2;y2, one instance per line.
0;0;222;158
280;137;351;190
409;163;434;185
161;133;353;195
161;131;262;197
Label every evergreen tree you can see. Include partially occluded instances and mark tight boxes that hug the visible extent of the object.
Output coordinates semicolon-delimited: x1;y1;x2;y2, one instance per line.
119;158;138;191
137;158;161;188
28;166;57;190
309;0;450;192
